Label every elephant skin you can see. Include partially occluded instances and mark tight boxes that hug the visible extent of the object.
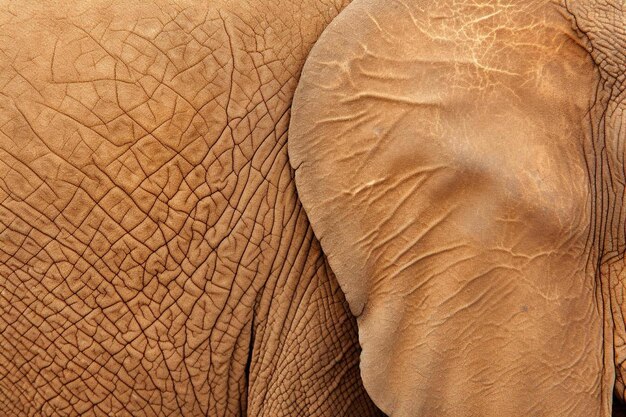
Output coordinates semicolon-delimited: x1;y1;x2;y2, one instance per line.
0;1;383;416
2;0;626;416
289;0;625;416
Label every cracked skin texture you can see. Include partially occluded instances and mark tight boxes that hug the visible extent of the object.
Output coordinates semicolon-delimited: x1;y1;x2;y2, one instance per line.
0;1;384;416
290;0;625;416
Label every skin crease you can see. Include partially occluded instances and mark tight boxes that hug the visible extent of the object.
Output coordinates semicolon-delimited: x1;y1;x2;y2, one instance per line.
289;0;625;416
0;1;385;416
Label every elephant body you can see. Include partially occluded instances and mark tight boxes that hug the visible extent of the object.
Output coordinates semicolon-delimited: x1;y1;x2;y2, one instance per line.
0;1;381;416
1;0;625;416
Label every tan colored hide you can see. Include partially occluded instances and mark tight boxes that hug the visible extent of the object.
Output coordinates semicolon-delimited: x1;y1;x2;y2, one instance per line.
290;0;624;415
0;1;383;416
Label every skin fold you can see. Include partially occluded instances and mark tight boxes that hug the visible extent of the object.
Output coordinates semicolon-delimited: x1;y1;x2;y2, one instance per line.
0;1;384;416
289;0;625;416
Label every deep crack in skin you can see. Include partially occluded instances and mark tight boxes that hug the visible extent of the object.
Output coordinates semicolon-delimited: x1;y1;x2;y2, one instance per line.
0;1;383;416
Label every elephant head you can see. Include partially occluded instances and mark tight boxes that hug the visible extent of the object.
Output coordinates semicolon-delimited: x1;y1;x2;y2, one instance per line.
289;0;625;416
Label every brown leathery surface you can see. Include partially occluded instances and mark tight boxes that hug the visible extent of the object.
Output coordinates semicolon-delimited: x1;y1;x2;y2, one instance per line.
290;0;625;415
0;1;383;416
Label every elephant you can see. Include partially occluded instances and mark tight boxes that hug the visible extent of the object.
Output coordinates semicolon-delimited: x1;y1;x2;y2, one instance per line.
0;0;625;416
289;0;626;416
0;1;382;416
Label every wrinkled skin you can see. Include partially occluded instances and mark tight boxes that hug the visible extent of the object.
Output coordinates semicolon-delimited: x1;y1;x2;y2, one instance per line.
290;0;625;416
0;1;384;416
2;0;626;416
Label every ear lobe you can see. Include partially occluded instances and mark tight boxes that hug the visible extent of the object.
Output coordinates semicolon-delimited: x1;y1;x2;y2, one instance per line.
289;0;611;416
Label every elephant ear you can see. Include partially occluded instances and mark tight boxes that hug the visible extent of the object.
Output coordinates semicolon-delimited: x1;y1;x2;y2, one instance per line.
289;0;612;416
